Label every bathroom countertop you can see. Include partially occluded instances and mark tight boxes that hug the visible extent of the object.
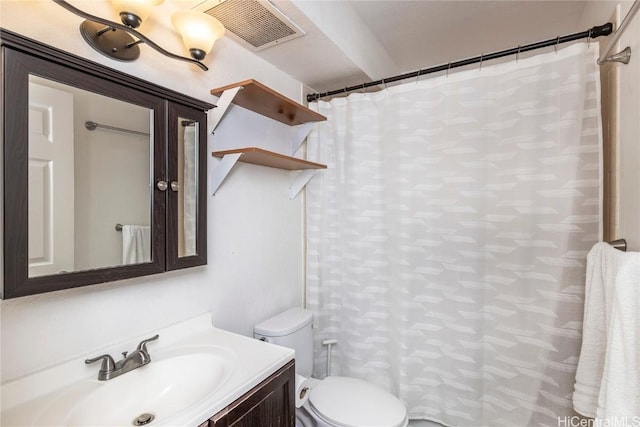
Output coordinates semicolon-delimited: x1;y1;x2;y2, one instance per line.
0;313;295;426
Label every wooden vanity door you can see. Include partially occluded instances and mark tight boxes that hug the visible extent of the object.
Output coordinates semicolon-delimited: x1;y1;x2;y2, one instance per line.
208;360;295;427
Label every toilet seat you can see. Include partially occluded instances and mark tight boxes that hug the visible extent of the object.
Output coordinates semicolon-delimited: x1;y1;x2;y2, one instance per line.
308;376;408;427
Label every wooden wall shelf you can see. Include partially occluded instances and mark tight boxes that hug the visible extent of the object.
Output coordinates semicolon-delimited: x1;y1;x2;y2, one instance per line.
212;147;327;171
209;79;327;198
210;79;326;126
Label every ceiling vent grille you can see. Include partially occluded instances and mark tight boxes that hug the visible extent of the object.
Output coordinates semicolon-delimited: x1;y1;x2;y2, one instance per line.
195;0;305;51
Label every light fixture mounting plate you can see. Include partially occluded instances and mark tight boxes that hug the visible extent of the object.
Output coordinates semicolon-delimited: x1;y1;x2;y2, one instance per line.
80;20;140;62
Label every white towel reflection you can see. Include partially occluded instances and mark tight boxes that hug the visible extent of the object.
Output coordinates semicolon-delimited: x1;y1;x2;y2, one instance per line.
122;224;151;265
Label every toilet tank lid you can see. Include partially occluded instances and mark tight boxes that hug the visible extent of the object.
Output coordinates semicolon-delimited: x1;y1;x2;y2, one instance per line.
254;308;313;337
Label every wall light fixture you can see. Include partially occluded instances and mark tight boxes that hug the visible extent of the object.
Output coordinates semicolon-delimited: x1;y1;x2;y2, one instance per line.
53;0;225;71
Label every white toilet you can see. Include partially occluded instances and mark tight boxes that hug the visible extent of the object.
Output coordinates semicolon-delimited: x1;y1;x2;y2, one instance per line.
254;308;408;427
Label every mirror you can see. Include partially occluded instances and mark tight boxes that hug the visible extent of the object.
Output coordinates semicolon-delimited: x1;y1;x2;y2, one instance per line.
177;117;198;258
2;29;212;299
28;75;153;277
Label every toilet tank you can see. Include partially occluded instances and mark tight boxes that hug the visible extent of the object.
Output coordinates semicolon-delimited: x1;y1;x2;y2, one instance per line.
254;308;313;377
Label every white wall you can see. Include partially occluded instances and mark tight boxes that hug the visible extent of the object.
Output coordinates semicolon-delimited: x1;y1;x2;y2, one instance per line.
615;4;640;251
0;0;305;383
580;1;640;250
72;89;151;270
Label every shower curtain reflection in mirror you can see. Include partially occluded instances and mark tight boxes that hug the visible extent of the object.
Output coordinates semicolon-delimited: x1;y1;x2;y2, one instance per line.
178;119;197;257
306;43;602;426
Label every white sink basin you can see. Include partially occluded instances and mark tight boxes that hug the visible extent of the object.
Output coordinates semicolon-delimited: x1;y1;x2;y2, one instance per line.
32;346;235;426
1;314;294;427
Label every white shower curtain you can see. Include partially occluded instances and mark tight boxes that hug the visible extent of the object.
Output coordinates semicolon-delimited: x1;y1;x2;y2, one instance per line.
306;43;602;426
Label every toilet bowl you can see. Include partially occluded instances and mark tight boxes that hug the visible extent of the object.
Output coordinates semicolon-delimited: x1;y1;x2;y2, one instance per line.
303;376;408;427
254;308;408;427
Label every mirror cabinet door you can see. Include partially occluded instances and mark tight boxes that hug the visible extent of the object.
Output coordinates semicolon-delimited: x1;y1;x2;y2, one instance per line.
28;75;155;275
166;104;207;270
3;48;167;298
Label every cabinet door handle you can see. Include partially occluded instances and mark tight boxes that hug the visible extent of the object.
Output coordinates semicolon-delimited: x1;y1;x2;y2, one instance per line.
170;181;179;192
156;180;168;191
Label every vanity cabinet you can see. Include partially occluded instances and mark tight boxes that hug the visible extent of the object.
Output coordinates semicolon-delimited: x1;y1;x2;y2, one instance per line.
207;360;295;427
1;29;211;298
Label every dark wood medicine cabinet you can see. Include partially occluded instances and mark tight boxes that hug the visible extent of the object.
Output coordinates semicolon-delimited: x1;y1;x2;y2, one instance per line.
1;29;212;299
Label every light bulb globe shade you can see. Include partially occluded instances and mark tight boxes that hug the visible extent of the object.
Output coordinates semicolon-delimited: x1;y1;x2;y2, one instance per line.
172;10;225;60
111;0;164;26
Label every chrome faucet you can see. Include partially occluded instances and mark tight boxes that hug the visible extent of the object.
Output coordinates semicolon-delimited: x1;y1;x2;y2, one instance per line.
85;334;159;381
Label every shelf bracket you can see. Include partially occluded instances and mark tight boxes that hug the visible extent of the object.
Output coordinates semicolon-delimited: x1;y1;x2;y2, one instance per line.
208;86;243;132
289;169;316;199
210;153;241;196
290;122;315;156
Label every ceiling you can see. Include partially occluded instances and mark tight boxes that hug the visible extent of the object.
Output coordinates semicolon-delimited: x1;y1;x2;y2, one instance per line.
194;1;596;94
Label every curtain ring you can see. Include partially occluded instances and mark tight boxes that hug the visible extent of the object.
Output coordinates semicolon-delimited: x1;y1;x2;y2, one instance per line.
554;36;560;54
516;45;521;62
447;62;451;78
587;28;592;47
382;79;388;90
479;54;484;71
416;68;421;84
362;83;367;94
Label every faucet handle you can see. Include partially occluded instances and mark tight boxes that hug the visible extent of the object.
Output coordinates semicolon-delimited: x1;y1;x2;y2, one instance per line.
85;354;116;373
136;334;159;353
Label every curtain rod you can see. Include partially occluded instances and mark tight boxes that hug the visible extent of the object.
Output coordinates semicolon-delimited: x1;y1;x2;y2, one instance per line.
306;23;613;102
598;0;639;64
